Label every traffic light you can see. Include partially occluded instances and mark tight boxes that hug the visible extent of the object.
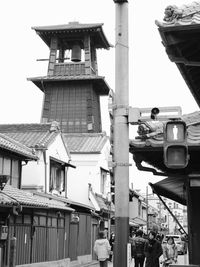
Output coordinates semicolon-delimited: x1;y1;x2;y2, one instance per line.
163;120;189;169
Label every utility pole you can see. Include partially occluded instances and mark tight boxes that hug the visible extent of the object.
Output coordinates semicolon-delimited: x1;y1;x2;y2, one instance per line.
113;0;129;266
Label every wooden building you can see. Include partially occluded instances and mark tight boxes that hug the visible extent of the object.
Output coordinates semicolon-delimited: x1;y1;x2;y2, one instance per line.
130;2;200;265
28;21;111;134
0;123;99;266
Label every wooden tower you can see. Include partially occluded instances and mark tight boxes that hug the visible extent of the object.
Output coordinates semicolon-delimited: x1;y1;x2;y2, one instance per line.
28;22;111;133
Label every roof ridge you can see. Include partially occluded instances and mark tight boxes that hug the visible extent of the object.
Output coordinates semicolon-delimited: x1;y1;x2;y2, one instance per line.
63;132;107;137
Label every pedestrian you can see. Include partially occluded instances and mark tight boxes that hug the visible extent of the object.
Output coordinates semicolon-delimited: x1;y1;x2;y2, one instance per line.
109;232;115;262
94;231;111;267
162;236;178;267
131;229;146;267
144;230;163;267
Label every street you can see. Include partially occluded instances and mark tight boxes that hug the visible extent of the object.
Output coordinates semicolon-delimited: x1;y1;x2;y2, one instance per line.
107;253;188;266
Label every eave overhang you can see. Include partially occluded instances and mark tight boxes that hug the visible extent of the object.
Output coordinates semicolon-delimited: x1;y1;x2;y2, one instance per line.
130;120;200;176
156;4;200;107
32;22;112;50
130;139;200;176
27;75;110;96
149;176;188;206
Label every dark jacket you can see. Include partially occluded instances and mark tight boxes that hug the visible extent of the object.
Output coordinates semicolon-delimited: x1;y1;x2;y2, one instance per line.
109;234;115;251
144;239;163;267
131;236;146;258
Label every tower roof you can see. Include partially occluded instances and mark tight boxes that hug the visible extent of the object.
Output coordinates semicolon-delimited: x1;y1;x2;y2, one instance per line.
32;21;112;49
27;75;111;95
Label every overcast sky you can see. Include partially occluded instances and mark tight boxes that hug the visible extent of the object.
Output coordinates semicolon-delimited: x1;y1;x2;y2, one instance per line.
1;0;198;192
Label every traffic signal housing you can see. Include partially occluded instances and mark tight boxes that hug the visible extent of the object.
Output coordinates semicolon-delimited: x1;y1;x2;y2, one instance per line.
163;120;189;169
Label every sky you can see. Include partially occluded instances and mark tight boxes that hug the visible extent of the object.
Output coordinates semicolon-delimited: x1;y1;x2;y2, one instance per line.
1;0;199;193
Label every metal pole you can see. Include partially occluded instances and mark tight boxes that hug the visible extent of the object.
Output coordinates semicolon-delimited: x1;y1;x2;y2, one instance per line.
146;186;149;234
113;1;129;267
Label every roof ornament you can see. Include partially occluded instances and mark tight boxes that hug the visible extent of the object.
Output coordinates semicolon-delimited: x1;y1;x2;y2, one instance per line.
155;1;200;27
50;121;60;132
135;121;163;141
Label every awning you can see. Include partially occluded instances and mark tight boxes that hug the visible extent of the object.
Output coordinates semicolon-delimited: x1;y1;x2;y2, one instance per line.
50;156;76;168
149;176;187;206
130;217;146;226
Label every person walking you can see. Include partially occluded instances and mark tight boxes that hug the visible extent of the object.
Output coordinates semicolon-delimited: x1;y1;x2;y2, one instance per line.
94;231;111;267
131;229;146;267
162;236;178;267
144;230;163;267
109;232;115;262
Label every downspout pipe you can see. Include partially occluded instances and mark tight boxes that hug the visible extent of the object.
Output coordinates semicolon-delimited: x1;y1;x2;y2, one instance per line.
43;150;47;194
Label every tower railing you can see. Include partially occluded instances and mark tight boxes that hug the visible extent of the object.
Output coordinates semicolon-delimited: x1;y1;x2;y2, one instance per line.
53;62;96;76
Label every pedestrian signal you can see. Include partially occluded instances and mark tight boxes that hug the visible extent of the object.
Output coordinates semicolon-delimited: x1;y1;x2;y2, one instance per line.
163;120;189;169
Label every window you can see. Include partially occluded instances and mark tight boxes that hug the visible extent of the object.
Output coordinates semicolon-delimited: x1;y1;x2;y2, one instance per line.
11;160;20;188
49;159;65;194
100;168;107;195
0;156;20;188
138;200;141;216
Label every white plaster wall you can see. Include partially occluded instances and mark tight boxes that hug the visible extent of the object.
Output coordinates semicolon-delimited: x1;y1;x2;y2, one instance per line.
129;197;138;219
22;135;70;193
22;151;45;188
67;139;111;206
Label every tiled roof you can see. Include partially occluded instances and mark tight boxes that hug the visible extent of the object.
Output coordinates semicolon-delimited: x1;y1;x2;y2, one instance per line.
0;185;48;208
0;122;60;149
32;193;74;211
155;2;200;27
32;22;104;31
27;75;108;82
32;22;112;49
94;193;115;213
27;75;111;95
0;185;74;211
0;133;37;160
63;133;109;153
130;111;200;148
33;191;94;211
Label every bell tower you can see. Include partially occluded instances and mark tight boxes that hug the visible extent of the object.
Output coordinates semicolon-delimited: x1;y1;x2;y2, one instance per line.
28;22;111;133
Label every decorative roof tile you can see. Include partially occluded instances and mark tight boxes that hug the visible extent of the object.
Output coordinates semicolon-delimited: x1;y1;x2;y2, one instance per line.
130;111;200;148
63;133;109;153
0;133;37;160
0;122;60;149
155;1;200;27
